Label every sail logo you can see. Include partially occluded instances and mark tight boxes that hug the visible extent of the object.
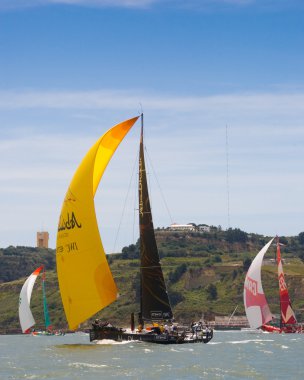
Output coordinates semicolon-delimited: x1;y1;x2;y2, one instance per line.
162;312;171;319
139;158;144;217
57;241;79;255
278;273;287;292
58;212;82;232
151;311;162;319
63;188;77;203
244;276;257;296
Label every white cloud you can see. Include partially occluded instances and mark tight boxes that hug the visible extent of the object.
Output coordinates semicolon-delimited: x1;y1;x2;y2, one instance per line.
1;88;304;250
1;89;304;116
48;0;157;7
0;0;300;11
0;0;158;11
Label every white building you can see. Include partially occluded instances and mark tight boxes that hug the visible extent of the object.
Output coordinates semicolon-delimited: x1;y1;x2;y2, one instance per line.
169;223;196;232
197;225;211;233
168;223;211;233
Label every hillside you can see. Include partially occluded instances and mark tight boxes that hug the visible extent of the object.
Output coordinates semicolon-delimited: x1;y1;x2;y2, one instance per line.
1;228;304;332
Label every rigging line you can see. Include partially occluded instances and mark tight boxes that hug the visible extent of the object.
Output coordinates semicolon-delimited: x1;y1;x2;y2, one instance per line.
138;102;143;115
228;305;238;325
112;151;138;254
140;133;157;219
133;149;139;243
110;263;185;272
226;124;231;229
146;154;154;213
144;146;174;225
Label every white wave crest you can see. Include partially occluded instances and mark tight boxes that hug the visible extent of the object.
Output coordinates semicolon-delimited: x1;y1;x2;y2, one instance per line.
95;339;137;345
69;362;108;369
228;339;274;344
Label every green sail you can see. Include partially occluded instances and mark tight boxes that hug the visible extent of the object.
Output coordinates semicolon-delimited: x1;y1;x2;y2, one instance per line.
42;273;51;330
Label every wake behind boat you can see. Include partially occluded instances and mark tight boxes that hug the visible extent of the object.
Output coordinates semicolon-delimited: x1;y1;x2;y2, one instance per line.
56;114;213;345
244;237;302;333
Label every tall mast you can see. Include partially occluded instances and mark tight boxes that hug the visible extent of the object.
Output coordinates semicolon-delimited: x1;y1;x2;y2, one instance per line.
276;236;283;328
139;113;144;325
141;113;144;142
138;112;173;323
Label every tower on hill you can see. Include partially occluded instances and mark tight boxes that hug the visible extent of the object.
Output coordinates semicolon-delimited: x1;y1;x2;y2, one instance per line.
37;231;49;248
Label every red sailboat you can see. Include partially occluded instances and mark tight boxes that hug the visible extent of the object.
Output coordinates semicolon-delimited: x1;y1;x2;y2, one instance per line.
244;237;302;333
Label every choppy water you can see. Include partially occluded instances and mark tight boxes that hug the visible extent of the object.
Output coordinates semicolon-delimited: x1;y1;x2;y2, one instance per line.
0;331;303;379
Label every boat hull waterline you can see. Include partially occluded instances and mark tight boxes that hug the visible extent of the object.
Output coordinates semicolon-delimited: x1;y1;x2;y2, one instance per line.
89;326;213;344
261;324;303;333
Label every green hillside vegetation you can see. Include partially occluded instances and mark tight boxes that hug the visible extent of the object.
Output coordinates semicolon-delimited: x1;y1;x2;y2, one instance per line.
1;228;304;333
0;246;55;283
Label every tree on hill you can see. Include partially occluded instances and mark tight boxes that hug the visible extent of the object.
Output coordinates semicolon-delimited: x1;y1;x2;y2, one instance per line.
168;290;184;307
121;241;139;259
0;246;55;283
279;236;288;245
243;257;252;272
298;232;304;262
168;263;187;284
206;283;217;300
298;232;304;245
226;228;248;243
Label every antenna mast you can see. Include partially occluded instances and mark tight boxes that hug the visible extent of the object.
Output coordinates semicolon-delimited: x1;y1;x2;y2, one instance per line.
226;124;231;229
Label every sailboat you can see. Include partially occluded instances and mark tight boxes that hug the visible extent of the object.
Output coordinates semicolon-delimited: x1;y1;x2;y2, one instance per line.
56;114;213;344
244;237;302;333
19;265;53;335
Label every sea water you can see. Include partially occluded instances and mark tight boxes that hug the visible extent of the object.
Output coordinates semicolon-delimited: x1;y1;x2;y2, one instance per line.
0;331;303;379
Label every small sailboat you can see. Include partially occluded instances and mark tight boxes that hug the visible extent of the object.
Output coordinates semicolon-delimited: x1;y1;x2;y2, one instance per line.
244;237;302;333
19;265;53;335
56;114;213;344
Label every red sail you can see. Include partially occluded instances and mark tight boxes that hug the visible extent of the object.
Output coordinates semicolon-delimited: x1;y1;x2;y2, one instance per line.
276;240;297;325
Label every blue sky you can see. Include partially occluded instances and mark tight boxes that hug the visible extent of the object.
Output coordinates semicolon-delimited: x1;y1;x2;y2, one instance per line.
1;0;304;251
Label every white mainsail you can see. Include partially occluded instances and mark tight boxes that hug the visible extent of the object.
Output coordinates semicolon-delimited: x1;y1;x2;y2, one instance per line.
19;266;43;333
243;238;274;329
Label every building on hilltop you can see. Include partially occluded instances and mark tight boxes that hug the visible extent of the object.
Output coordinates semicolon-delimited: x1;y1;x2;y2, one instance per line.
169;223;196;232
169;223;211;233
37;231;49;248
197;224;211;232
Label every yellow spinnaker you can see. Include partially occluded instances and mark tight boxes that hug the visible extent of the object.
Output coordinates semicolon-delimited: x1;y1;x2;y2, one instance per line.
56;116;139;330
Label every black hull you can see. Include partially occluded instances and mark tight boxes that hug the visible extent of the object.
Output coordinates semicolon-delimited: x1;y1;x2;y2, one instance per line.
89;327;213;344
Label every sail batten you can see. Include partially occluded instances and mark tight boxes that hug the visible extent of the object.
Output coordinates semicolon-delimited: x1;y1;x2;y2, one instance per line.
139;114;173;322
56;116;139;330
